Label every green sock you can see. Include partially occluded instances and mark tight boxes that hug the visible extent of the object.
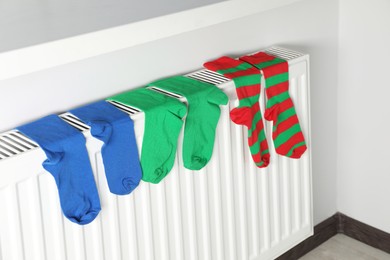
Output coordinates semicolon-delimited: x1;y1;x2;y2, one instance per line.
108;88;187;184
149;76;228;170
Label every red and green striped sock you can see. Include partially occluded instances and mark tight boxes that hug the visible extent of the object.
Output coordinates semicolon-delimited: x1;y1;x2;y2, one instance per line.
240;52;307;159
204;56;270;168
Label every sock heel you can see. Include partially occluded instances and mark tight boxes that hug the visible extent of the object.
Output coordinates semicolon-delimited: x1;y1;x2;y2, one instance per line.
230;107;253;128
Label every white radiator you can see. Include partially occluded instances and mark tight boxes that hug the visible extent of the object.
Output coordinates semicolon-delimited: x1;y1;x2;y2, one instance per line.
0;47;312;260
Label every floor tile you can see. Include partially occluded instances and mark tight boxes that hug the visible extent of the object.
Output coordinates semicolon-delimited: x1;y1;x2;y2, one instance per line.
299;234;390;260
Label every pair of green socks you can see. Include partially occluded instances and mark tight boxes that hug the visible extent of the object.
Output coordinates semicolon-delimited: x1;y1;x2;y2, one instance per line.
108;77;227;183
150;76;228;170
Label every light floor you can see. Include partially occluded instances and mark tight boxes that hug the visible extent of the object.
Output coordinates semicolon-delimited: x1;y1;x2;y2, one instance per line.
299;234;390;260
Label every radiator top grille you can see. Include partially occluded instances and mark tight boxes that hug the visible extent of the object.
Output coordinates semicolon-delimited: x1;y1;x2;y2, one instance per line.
147;87;183;99
264;46;303;60
59;113;90;132
0;131;38;160
186;69;230;85
107;100;140;115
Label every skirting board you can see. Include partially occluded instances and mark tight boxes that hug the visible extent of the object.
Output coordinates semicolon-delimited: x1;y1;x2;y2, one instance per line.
276;212;390;259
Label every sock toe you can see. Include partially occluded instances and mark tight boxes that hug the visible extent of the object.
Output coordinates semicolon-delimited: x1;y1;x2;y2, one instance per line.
256;154;270;168
144;167;168;184
185;155;208;170
121;177;140;194
68;208;101;225
290;145;307;159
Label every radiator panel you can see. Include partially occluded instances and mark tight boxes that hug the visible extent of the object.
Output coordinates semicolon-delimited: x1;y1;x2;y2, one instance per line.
0;48;312;260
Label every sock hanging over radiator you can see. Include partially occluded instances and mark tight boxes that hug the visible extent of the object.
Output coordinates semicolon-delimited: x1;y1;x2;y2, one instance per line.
108;88;187;184
17;115;101;225
70;100;142;195
204;56;270;168
240;52;307;158
149;76;228;170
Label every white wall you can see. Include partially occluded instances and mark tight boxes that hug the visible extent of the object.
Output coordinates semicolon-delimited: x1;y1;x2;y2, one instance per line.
337;0;390;232
0;0;224;53
0;0;339;225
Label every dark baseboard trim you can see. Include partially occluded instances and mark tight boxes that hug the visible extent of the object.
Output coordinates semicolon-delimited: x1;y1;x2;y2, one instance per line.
276;212;390;260
276;214;338;260
338;213;390;253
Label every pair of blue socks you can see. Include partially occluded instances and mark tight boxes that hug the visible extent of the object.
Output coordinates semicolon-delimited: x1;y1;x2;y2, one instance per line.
70;101;142;195
17;101;141;225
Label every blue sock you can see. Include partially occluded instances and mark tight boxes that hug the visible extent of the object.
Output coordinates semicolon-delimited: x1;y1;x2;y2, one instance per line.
17;114;101;225
70;100;142;195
